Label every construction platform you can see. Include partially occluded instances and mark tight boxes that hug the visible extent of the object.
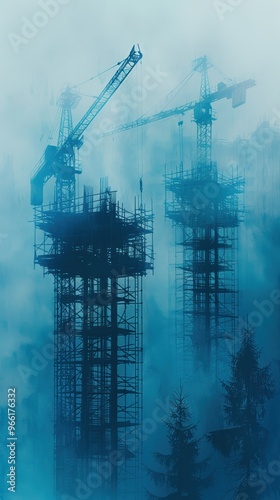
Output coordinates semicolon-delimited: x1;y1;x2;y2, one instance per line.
34;187;154;499
165;166;244;379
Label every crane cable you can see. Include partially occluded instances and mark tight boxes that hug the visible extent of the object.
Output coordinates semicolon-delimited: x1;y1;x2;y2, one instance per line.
136;61;144;205
140;68;195;119
71;60;125;89
39;58;125;152
161;69;196;112
212;63;234;85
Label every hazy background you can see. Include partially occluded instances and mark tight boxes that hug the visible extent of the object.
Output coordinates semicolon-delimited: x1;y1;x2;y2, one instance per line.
1;1;280;498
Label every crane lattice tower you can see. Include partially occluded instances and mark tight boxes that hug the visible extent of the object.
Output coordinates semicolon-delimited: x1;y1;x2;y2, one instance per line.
165;57;245;377
100;57;254;380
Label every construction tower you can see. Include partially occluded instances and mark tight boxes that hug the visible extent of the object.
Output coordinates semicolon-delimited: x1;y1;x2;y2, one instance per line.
34;184;153;498
100;56;254;379
31;46;154;498
165;58;244;377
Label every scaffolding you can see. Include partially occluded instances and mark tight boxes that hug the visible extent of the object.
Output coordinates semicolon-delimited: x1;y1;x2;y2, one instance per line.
165;164;243;379
34;186;154;499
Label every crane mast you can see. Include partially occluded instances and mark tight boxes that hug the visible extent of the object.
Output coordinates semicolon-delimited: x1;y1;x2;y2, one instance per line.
98;57;255;377
54;86;81;210
193;56;214;178
30;44;142;209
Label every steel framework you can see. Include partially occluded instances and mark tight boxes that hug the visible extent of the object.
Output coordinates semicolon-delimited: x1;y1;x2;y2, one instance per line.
165;164;243;378
34;187;154;498
31;46;150;499
99;55;252;380
162;57;246;379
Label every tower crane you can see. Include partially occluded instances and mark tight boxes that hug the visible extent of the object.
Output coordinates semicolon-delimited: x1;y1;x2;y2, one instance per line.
30;44;142;208
99;56;255;179
98;56;256;376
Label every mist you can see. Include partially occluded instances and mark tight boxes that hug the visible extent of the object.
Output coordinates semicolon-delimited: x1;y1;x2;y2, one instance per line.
1;1;280;499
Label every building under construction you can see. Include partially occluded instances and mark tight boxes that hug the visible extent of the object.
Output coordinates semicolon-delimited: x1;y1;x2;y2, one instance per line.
34;185;153;498
163;56;248;378
103;56;254;380
165;160;243;378
31;46;154;499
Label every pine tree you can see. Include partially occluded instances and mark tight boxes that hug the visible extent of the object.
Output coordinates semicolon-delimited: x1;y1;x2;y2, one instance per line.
208;328;274;498
147;388;212;499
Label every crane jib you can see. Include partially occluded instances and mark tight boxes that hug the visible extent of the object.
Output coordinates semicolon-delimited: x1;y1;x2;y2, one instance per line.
31;44;142;206
68;45;142;144
100;78;256;137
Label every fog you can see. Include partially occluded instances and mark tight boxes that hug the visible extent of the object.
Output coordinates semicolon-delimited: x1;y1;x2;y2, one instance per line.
0;1;280;499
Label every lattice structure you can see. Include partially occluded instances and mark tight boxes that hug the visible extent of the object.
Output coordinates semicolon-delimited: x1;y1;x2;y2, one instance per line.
165;165;243;379
34;188;154;499
55;86;81;212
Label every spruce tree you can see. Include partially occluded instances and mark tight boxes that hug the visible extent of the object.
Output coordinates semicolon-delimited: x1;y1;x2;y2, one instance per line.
147;388;212;499
208;328;274;498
